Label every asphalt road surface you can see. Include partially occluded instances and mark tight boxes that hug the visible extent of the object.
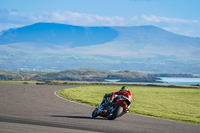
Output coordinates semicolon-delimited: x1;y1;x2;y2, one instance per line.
0;84;199;133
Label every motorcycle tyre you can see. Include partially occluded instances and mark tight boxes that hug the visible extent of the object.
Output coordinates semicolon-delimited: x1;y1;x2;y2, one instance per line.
92;108;99;118
107;106;123;120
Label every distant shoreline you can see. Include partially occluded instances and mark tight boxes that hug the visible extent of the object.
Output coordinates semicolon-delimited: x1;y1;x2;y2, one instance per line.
0;69;200;87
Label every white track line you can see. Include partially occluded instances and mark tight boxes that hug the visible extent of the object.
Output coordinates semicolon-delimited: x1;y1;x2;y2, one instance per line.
54;90;94;108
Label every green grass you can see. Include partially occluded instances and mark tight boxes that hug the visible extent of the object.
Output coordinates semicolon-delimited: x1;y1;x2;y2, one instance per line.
0;80;40;85
58;85;200;124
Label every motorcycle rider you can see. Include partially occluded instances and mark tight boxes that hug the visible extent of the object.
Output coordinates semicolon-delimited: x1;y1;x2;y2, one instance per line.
98;86;132;112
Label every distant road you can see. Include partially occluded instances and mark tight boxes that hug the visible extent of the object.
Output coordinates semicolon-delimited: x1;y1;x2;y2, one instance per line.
0;84;199;133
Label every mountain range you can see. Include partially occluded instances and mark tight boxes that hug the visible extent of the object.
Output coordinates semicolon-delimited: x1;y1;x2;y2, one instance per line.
0;23;118;47
0;22;200;73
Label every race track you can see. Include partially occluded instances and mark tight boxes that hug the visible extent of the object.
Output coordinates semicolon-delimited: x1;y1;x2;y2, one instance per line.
0;84;199;133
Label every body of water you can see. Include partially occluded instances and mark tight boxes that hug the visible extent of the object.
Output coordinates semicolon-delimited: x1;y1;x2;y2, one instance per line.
105;77;200;85
158;77;200;85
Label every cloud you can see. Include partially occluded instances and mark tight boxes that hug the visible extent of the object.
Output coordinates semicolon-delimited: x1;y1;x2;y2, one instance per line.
0;9;29;24
0;9;200;37
139;15;199;24
128;15;200;37
0;9;124;26
129;15;199;25
48;11;125;26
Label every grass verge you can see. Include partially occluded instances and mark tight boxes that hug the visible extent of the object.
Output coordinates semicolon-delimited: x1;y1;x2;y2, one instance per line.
0;80;41;85
58;85;200;124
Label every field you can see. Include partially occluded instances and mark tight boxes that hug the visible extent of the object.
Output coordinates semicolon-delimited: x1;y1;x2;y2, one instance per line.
58;85;200;124
0;80;40;85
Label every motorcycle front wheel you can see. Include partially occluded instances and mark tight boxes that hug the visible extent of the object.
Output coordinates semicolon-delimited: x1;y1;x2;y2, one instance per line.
107;106;123;120
92;108;99;118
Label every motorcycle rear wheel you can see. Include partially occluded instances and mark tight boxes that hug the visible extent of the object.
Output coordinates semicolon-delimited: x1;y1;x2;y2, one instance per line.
107;106;123;120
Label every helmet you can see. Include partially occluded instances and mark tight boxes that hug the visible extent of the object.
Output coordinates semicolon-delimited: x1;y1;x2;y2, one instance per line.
120;86;128;91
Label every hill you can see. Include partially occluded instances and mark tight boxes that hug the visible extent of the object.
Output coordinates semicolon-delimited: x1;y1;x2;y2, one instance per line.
0;23;200;73
0;23;118;47
0;69;160;83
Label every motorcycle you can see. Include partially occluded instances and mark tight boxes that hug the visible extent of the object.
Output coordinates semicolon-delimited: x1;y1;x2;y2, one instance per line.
92;91;132;120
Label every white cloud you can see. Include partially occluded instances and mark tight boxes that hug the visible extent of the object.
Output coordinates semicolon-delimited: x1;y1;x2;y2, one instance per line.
49;11;125;26
128;15;200;37
137;15;199;24
0;9;200;37
0;9;123;28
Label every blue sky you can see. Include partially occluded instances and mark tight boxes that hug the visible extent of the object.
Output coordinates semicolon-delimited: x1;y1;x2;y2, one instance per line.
1;0;200;37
